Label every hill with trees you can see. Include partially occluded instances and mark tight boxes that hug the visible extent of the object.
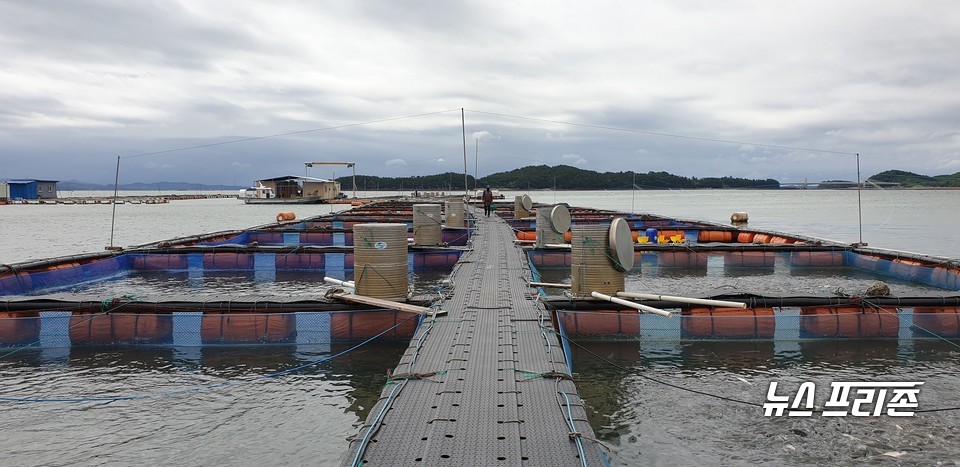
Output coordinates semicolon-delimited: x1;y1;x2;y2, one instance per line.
868;170;960;187
338;165;779;191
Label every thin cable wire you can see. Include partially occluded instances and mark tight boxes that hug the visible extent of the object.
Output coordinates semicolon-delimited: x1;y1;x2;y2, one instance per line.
0;312;417;403
465;109;859;156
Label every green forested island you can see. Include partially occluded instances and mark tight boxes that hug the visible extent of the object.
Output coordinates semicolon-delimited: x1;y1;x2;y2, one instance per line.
869;170;960;187
53;167;960;192
336;165;960;191
341;165;779;191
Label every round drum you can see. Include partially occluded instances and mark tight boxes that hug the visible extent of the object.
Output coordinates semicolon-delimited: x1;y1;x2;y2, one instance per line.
514;195;530;219
413;204;442;245
445;200;465;229
353;223;409;300
571;224;625;296
536;205;565;247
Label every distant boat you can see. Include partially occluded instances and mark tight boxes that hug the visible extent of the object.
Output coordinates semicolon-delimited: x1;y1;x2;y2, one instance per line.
241;177;346;204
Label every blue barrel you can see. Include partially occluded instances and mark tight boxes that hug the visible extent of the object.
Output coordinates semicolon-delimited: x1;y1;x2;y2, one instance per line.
645;228;658;243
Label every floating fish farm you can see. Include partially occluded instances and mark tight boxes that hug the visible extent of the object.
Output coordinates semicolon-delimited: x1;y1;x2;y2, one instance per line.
2;196;959;465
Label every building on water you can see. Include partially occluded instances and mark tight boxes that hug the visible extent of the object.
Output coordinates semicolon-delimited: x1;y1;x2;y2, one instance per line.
242;175;342;204
0;179;59;200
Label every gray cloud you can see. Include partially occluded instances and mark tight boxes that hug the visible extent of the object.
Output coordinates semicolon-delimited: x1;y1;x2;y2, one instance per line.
1;1;958;185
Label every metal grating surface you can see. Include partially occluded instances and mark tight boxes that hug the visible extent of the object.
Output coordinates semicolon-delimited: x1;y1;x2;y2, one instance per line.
340;211;605;466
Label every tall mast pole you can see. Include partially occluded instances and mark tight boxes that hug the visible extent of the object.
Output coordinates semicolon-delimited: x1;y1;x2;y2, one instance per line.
856;153;863;244
352;163;357;199
461;108;468;198
109;155;120;249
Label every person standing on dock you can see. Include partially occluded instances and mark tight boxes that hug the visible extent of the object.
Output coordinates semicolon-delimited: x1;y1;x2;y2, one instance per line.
481;186;494;216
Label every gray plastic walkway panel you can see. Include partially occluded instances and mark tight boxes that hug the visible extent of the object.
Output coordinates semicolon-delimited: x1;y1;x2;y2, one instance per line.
340;210;605;466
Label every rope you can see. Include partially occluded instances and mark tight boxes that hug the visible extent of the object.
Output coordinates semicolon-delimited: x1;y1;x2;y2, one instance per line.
515;369;574;381
836;290;960;351
1;312;418;403
0;295;145;361
547;319;763;408
553;323;960;415
387;370;444;383
350;380;407;467
556;380;589;467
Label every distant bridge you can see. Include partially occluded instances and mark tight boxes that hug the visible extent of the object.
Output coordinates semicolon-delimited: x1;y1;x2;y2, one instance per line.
780;180;902;189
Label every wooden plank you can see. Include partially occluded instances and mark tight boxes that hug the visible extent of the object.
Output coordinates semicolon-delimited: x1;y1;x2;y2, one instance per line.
329;292;446;316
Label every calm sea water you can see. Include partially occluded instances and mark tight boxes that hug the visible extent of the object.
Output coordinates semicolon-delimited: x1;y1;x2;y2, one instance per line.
2;190;959;466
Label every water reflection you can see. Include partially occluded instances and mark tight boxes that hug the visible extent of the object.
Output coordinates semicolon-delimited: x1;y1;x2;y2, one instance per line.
569;339;960;465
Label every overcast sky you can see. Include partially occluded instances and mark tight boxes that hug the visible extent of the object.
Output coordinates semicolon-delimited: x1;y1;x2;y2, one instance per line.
1;1;958;186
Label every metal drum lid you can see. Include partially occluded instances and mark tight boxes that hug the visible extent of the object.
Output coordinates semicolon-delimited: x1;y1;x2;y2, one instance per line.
549;204;571;234
608;218;634;272
521;194;533;211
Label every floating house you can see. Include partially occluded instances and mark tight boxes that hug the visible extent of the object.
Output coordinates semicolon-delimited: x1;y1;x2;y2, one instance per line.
243;175;342;204
1;179;58;200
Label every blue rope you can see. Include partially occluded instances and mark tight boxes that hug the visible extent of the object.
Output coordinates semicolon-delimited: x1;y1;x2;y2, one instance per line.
559;390;588;467
351;380;405;467
556;309;575;375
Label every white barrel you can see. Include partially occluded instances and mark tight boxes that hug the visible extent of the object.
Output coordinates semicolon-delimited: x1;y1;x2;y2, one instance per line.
571;224;625;296
353;223;409;301
515;195;530;219
535;205;565;247
445;200;465;228
413;204;442;245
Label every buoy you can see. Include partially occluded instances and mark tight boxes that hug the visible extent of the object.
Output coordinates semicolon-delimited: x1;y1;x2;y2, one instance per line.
800;306;899;338
682;307;775;338
276;212;296;222
913;307;960;337
731;212;749;224
699;230;733;243
0;311;40;346
331;310;419;340
556;309;640;337
200;312;296;344
516;231;536;241
69;312;173;345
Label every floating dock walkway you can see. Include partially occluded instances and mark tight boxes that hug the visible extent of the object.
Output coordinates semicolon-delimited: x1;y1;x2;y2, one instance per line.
341;211;605;466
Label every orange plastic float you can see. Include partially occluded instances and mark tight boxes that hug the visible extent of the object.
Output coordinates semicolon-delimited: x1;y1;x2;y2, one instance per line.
276;212;297;222
681;307;775;338
724;251;775;267
330;310;419;340
799;306;899;338
200;312;296;344
557;309;640;337
789;251;845;267
698;230;734;243
69;312;173;345
0;312;40;345
912;307;960;337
